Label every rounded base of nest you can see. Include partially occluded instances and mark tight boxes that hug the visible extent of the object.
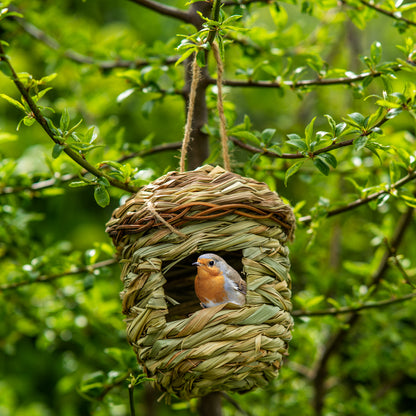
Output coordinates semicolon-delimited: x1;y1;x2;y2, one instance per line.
106;165;295;399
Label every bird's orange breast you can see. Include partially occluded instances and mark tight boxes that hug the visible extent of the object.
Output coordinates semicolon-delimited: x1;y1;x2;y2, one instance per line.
195;268;227;305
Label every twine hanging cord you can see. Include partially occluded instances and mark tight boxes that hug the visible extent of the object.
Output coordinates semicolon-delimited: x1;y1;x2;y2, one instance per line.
211;41;230;171
179;55;200;173
179;41;230;172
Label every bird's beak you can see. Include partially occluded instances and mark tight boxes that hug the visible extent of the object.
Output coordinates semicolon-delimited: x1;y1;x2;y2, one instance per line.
192;261;200;266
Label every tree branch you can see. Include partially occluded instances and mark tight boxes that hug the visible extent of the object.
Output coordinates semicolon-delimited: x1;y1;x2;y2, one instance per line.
0;141;182;196
231;104;392;160
0;42;138;193
298;170;416;224
127;0;191;23
222;0;270;5
208;65;403;90
230;136;356;159
293;292;416;317
343;0;416;27
0;258;117;292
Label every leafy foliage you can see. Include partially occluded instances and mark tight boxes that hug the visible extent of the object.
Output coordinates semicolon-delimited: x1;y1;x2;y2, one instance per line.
1;0;416;415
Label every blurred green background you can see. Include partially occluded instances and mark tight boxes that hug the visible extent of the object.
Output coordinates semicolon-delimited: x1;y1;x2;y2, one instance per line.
1;0;416;415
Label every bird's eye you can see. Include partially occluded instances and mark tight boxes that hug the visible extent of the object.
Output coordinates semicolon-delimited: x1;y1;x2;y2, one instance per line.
208;260;215;267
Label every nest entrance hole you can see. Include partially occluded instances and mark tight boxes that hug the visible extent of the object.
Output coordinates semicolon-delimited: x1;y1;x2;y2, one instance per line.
163;250;244;322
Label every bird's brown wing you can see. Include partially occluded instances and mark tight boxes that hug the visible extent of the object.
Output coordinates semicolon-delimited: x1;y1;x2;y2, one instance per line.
229;268;247;295
238;279;247;295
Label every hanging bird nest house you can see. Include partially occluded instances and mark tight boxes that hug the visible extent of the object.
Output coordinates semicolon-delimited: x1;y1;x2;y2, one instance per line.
106;165;296;399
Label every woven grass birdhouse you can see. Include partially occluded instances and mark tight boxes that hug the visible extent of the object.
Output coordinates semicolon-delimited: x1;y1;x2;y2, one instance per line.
106;165;296;399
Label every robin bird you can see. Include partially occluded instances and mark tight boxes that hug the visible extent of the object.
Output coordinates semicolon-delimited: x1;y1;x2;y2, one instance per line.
193;253;247;308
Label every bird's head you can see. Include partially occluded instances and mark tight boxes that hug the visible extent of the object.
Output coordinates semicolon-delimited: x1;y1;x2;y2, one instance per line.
193;253;224;277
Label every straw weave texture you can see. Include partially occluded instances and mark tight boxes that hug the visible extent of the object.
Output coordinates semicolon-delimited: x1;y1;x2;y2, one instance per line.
106;165;295;399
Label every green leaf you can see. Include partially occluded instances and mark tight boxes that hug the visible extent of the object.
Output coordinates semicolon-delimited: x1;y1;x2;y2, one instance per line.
175;48;195;67
261;128;276;145
284;160;304;186
97;176;111;187
40;73;58;84
268;144;282;155
389;161;401;184
286;134;308;152
0;93;26;112
44;117;60;136
313;158;329;176
335;122;347;137
52;143;65;159
376;99;401;108
94;185;110;207
377;193;390;207
347;112;366;127
233;130;261;145
318;153;337;169
23;116;35;127
68;181;91;188
365;143;383;165
398;191;416;208
33;87;53;102
85;126;98;143
324;114;336;133
60;109;70;132
353;135;368;151
196;49;206;67
304;116;316;147
392;146;410;167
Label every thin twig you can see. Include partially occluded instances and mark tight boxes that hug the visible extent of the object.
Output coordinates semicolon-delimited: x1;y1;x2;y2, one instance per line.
231;104;392;160
208;64;403;89
220;392;252;416
222;0;270;5
343;0;416;27
293;292;416;317
128;0;190;23
98;371;131;401
117;141;182;162
0;258;117;292
384;237;416;289
128;380;136;416
299;170;416;224
230;135;354;159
